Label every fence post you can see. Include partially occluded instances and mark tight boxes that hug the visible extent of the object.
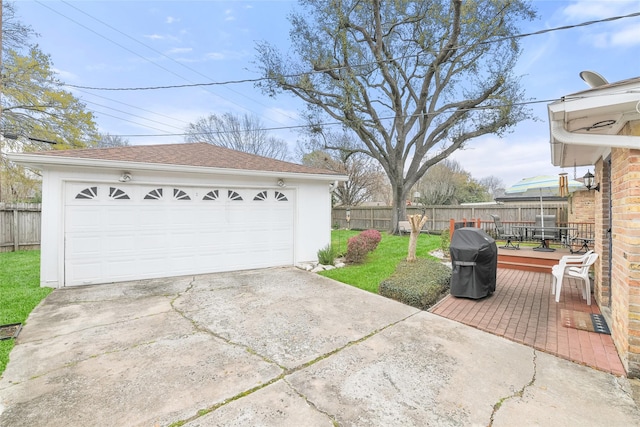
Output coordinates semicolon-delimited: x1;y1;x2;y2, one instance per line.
449;218;455;240
12;208;19;251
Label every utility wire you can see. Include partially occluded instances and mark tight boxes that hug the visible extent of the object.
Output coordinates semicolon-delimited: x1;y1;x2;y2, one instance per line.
61;0;297;120
113;91;631;138
51;0;299;124
62;10;640;92
117;98;560;138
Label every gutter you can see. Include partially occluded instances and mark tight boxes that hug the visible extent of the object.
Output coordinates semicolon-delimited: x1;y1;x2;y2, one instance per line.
550;120;640;149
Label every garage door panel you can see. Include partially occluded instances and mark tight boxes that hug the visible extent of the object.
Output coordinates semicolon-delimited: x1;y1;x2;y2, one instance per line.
65;185;294;285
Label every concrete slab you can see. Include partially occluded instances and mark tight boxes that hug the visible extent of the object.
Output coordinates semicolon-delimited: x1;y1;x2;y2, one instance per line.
286;312;535;426
173;268;420;369
183;380;335;427
1;267;638;426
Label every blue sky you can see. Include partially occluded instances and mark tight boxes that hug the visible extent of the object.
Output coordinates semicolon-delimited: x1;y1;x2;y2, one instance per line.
13;0;640;188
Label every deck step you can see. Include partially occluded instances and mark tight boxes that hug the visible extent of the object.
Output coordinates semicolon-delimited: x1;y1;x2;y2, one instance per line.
497;247;568;274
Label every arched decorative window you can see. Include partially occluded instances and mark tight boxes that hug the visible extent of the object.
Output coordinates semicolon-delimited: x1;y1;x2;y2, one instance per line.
253;191;268;201
75;187;98;199
228;190;243;201
144;188;163;200
275;191;288;202
173;189;191;200
109;187;130;200
203;190;219;201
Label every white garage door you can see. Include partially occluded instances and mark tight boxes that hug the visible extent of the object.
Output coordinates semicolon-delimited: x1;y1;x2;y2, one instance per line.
64;183;294;286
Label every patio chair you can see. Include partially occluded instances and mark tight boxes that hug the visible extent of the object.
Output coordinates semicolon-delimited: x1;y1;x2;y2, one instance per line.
551;251;598;305
490;214;519;249
533;215;558;241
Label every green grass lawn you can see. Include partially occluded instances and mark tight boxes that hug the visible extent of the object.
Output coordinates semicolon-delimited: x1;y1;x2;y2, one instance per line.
0;250;50;375
320;229;442;293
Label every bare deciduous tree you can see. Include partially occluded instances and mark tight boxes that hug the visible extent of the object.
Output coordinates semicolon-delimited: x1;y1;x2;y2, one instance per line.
96;133;130;148
185;112;289;161
299;129;387;206
256;0;535;232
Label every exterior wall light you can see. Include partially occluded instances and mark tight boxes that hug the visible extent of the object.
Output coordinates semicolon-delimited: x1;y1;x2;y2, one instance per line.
119;172;132;182
277;179;286;187
583;170;600;192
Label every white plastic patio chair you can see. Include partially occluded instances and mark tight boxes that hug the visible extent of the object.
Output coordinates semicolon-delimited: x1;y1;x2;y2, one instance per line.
551;251;597;305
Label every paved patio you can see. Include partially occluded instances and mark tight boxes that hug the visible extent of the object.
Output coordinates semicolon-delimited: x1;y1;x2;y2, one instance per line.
430;268;625;376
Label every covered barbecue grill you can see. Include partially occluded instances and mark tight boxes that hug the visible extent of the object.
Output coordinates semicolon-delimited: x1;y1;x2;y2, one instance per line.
449;227;497;299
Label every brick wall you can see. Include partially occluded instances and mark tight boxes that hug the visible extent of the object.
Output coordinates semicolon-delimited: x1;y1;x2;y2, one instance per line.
607;120;640;377
568;190;595;224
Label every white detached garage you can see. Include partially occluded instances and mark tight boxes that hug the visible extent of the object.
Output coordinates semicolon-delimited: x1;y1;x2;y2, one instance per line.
10;143;347;287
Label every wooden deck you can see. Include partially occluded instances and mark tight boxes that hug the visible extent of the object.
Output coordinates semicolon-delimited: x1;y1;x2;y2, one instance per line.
430;266;625;376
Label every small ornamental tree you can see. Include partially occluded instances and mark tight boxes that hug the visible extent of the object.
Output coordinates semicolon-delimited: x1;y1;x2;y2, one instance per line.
407;214;429;262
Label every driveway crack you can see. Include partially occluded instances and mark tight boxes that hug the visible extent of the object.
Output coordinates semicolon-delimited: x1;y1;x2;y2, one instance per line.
283;378;340;426
170;277;287;370
488;349;537;426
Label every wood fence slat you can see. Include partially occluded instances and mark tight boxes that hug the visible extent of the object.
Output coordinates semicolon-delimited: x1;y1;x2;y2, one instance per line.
0;203;42;252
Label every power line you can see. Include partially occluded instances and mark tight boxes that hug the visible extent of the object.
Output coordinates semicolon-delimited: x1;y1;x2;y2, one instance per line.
112;91;633;139
116;98;560;138
61;10;640;92
49;0;299;125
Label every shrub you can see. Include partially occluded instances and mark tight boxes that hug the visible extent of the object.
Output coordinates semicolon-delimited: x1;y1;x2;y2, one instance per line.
379;258;451;310
440;229;450;255
346;234;370;263
360;229;382;252
317;244;337;265
345;229;382;264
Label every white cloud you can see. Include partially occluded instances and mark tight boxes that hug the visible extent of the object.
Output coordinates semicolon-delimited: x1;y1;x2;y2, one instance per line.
166;47;193;55
144;34;165;41
448;135;587;188
560;1;640;49
610;24;640;47
204;50;249;61
205;52;225;61
165;16;179;24
562;0;635;20
225;8;235;21
52;67;78;81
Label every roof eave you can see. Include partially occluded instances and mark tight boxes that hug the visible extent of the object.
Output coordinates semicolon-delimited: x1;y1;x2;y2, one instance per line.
547;87;640;168
7;152;349;182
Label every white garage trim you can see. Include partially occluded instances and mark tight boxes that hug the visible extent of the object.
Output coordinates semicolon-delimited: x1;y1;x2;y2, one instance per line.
64;182;294;286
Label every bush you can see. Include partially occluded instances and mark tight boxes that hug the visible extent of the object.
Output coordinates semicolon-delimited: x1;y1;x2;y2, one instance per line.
346;234;370;263
440;229;450;255
379;258;451;310
345;229;383;263
360;229;382;251
317;244;337;265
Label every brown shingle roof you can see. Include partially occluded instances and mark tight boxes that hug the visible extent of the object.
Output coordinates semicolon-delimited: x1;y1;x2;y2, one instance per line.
29;142;338;175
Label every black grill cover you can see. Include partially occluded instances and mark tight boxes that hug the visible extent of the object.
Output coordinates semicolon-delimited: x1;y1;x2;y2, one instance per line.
449;227;497;299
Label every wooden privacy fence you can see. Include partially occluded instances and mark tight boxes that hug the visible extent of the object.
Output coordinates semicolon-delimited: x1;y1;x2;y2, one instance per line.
0;203;41;252
332;203;570;233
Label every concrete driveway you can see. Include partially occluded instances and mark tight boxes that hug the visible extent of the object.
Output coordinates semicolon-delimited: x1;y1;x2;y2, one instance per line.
0;267;638;426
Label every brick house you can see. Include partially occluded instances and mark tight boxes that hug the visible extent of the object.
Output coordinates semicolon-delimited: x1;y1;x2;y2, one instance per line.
548;75;640;377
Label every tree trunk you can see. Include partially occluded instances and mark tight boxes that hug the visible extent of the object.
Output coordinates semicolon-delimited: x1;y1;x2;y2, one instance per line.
407;214;429;262
390;180;407;234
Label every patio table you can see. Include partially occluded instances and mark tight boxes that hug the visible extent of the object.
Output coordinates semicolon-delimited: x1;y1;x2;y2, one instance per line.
513;226;577;252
